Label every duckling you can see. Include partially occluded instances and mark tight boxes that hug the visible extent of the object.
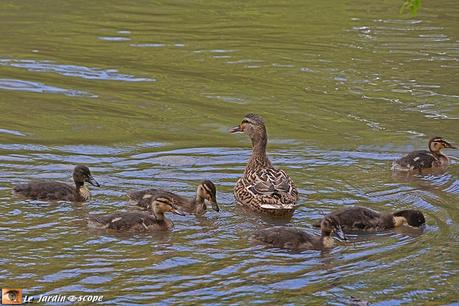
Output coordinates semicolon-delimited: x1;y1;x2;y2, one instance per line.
392;136;456;172
13;165;100;202
252;216;345;250
127;180;219;215
313;206;425;232
88;197;184;232
230;113;298;216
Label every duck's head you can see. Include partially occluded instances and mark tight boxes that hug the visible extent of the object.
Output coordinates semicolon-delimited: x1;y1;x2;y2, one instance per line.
393;209;425;227
229;113;267;140
320;216;346;240
73;165;100;187
150;197;185;217
429;137;456;153
197;180;219;212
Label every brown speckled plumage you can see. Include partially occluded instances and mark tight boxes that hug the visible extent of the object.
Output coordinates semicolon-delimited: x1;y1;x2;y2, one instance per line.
313;206;425;231
127;180;219;215
13;165;100;202
392;137;456;172
230;114;298;216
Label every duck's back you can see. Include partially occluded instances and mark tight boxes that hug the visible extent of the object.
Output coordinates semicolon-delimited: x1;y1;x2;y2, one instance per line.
128;188;195;213
393;150;437;170
253;226;317;250
331;207;392;231
236;167;298;209
13;181;77;201
88;212;170;232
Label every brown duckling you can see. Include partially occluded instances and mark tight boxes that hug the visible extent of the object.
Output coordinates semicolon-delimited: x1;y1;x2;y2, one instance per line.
88;197;184;232
392;136;456;172
313;206;425;232
13;165;100;202
252;216;345;250
230;113;298;216
127;180;219;215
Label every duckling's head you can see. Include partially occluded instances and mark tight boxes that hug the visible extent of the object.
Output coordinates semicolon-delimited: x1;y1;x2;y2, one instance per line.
320;216;346;240
73;165;100;187
393;209;425;227
429;137;456;153
197;180;219;212
229;113;267;140
150;197;185;217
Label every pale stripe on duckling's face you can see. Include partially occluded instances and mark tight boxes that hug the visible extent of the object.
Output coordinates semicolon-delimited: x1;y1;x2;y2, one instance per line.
393;216;408;227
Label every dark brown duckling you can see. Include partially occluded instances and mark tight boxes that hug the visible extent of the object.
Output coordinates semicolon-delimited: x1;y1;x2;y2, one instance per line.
88;197;184;232
392;136;456;172
127;180;219;215
252;216;345;250
13;165;100;202
313;206;425;232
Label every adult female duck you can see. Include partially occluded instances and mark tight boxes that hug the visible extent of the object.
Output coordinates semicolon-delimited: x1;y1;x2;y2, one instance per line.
392;136;456;172
230;113;298;216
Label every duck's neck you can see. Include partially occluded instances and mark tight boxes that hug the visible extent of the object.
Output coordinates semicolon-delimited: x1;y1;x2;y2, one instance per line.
320;232;334;248
153;210;165;221
193;194;206;214
247;132;272;170
74;181;90;201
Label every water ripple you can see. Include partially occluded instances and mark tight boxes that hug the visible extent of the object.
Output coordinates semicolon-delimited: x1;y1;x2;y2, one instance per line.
0;59;155;82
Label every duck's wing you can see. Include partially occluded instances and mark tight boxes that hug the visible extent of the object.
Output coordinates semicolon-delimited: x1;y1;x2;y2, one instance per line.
89;212;156;231
240;167;298;208
333;207;384;231
252;227;313;249
13;181;76;201
393;150;437;170
128;189;184;210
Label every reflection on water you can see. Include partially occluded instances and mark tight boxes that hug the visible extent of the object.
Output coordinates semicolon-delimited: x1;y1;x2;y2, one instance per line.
0;0;458;304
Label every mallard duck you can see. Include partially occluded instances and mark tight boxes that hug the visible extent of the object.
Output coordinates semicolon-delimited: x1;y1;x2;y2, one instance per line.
127;180;219;215
392;136;456;172
88;196;184;232
252;216;345;250
229;113;298;216
13;165;100;202
313;206;425;231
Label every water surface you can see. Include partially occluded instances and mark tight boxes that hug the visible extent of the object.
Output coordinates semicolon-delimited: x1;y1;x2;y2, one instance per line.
1;0;458;304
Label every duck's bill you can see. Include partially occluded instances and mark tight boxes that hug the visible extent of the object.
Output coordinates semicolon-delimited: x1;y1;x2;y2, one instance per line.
445;141;457;149
229;125;242;133
210;201;220;212
88;175;101;187
171;207;186;216
335;226;347;241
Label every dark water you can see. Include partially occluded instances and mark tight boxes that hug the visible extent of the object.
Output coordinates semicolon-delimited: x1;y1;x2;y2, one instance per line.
1;0;458;304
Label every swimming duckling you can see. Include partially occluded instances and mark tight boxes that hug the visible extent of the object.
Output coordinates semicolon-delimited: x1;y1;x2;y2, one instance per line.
313;206;425;232
13;165;100;202
252;216;345;250
392;136;456;172
230;113;298;216
127;180;219;215
88;197;184;232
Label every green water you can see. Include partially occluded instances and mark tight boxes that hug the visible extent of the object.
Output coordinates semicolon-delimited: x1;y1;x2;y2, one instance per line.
1;0;458;304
